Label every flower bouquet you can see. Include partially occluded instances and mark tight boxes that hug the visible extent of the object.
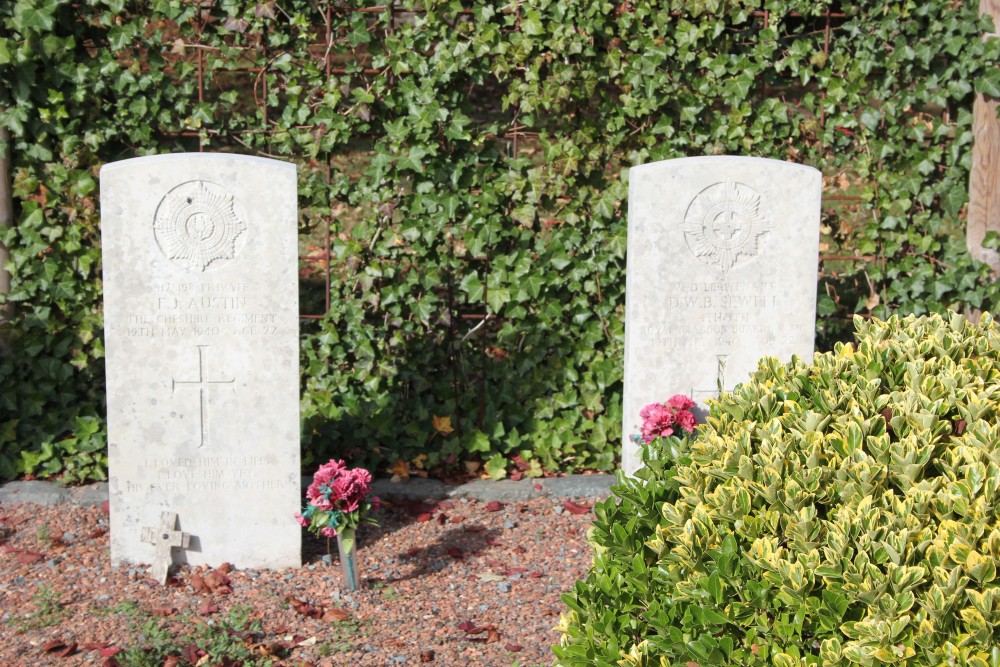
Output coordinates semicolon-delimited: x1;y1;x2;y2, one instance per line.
630;395;699;472
635;394;697;444
296;459;378;590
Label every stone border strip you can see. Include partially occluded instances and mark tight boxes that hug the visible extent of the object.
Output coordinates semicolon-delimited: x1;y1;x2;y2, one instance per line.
0;474;617;507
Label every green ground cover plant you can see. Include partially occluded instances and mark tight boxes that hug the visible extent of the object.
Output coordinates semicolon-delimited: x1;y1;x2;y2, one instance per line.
557;311;1000;666
90;603;279;666
2;1;1000;480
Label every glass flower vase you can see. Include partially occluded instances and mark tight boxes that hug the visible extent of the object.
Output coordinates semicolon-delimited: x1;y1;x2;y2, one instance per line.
336;531;360;591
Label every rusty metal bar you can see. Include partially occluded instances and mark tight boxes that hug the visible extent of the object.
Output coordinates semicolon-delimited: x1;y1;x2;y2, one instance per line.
819;7;833;148
820;255;875;262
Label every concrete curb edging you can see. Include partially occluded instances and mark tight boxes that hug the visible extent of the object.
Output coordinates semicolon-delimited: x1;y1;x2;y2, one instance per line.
0;474;617;507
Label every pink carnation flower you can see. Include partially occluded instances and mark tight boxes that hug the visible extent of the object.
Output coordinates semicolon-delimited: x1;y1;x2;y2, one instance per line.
674;408;697;433
320;526;337;538
667;394;695;410
294;513;309;528
638;395;698;442
639;402;675;443
306;459;374;512
331;468;373;512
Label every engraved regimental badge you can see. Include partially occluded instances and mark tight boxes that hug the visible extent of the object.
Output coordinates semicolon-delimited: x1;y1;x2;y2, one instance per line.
681;180;773;276
154;181;248;272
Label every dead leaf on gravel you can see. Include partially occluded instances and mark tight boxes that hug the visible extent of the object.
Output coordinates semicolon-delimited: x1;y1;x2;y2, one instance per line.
288;597;321;618
446;546;464;559
562;500;592;515
42;638;77;657
12;550;44;564
458;620;500;643
203;568;232;594
181;643;205;664
458;620;485;634
484;501;503;512
82;643;122;659
197;600;220;616
477;572;505;582
321;607;351;622
505;642;524;652
258;641;288;657
463;524;485;533
151;605;176;617
46;534;68;551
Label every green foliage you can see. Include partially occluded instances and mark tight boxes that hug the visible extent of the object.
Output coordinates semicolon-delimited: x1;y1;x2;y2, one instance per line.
2;1;999;480
557;312;1000;666
113;604;275;667
14;584;69;631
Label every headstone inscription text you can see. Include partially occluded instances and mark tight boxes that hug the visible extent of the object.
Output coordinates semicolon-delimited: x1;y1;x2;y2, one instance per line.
102;153;301;570
621;156;821;475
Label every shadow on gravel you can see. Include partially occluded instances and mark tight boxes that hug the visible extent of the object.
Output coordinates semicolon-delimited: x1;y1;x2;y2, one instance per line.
375;524;502;583
299;497;515;587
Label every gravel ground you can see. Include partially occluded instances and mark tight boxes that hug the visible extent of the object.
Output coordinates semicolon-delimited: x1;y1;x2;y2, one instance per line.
0;494;602;666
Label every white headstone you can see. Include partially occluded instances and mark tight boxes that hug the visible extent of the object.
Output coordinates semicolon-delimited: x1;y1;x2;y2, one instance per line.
622;156;821;475
101;153;301;569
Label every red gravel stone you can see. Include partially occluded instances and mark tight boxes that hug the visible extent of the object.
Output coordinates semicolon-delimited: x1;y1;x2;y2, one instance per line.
0;494;601;666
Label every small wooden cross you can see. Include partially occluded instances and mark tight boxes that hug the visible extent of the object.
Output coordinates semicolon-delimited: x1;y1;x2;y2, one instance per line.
140;512;191;584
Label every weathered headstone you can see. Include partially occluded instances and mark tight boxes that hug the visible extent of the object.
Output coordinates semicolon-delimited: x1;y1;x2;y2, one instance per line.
101;153;301;571
622;156;821;475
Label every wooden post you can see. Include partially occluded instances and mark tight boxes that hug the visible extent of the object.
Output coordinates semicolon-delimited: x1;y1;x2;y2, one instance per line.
968;0;1000;278
0;114;13;354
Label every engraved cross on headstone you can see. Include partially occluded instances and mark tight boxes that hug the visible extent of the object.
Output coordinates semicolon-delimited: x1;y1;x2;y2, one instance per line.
172;345;234;448
691;354;732;400
141;512;191;584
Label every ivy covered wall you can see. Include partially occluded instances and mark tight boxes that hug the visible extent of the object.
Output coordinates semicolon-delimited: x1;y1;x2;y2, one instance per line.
1;0;998;481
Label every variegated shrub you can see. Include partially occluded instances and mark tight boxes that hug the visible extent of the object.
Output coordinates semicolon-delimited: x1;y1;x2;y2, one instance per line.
556;312;1000;667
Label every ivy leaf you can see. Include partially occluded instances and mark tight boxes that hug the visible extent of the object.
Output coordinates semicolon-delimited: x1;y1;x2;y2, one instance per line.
976;69;1000;98
484;455;507;480
941;187;966;217
460;272;484;301
486;287;510;314
13;1;58;31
